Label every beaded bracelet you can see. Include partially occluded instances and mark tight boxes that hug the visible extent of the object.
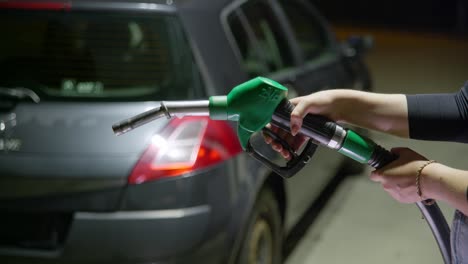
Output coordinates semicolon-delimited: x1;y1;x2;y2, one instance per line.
416;160;437;206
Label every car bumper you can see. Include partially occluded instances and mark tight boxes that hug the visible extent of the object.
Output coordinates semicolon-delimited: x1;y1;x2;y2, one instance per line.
1;205;211;264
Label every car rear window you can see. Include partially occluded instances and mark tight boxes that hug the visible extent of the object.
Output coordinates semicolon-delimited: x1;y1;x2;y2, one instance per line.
0;11;202;101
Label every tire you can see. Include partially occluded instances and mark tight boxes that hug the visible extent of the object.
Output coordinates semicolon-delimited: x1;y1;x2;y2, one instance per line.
237;187;282;264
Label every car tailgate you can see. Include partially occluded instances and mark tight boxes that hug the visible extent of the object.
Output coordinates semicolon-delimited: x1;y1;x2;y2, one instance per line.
0;102;166;208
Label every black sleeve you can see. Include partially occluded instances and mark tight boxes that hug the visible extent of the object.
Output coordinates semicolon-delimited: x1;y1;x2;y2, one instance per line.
406;82;468;143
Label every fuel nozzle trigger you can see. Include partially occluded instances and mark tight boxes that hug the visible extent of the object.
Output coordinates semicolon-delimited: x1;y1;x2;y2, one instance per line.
246;127;317;178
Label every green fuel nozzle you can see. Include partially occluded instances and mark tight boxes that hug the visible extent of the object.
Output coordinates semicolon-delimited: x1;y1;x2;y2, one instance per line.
113;77;287;147
112;76;393;172
112;77;393;172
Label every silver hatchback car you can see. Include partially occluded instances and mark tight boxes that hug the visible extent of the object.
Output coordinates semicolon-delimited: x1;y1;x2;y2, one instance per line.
0;0;372;263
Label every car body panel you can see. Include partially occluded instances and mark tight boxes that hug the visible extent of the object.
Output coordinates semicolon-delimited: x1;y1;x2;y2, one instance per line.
0;102;166;202
4;103;165;155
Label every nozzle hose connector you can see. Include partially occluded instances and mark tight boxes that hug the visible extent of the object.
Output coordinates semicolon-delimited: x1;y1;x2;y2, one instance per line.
367;144;397;169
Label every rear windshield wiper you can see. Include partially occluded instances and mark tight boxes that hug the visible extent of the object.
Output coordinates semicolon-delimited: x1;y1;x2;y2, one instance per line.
0;87;40;103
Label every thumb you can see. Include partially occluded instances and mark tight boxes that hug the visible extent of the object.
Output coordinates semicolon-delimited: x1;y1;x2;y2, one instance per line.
290;99;310;136
369;169;384;183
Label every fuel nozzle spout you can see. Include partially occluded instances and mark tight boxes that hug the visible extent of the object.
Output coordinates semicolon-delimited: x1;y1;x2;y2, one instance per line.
112;100;210;136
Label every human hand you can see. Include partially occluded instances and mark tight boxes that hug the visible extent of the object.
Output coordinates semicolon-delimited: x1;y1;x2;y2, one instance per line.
263;123;308;160
263;91;339;159
289;92;338;136
370;147;433;203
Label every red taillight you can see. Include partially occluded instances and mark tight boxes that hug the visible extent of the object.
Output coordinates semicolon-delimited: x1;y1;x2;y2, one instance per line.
129;117;242;184
0;1;71;11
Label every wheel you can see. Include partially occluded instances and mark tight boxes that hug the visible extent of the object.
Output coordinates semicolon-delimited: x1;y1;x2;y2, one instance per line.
237;187;282;264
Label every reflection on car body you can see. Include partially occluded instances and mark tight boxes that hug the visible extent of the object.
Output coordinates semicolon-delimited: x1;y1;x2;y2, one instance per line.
0;0;372;263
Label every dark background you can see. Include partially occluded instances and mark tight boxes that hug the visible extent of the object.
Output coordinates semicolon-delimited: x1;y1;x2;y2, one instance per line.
312;0;468;35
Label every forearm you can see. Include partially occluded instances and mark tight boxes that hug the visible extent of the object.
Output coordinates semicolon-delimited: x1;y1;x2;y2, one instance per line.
406;85;468;143
423;163;468;216
329;90;410;138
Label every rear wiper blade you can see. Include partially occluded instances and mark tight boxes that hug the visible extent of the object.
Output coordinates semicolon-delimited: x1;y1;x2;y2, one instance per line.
0;87;40;103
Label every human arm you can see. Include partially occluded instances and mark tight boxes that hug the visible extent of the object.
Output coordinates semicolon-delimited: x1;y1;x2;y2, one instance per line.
289;89;410;137
267;83;468;157
265;89;410;158
407;83;468;143
289;82;468;141
370;147;468;216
